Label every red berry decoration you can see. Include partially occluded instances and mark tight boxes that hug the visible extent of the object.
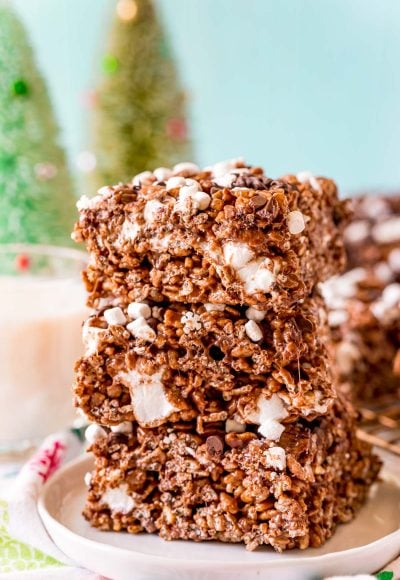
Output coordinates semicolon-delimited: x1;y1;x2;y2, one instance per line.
15;253;30;272
166;117;187;141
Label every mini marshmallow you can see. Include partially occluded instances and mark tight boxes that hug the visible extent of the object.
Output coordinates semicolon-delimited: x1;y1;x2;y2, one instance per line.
389;249;400;273
244;320;263;342
97;186;113;196
181;311;202;334
104;307;127;326
212;159;238;178
223;242;254;270
127;302;151;320
119;367;178;425
132;171;154;186
173;162;199;176
193;190;211;210
245;307;267;322
82;321;105;355
85;423;107;445
265;446;286;470
296;171;321;192
296;170;313;183
374;262;393;284
247;393;288;441
165;176;186;191
127;317;156;342
102;484;134;514
204;303;225;312
214;173;236;188
362;197;389;219
143;199;164;224
84;472;92;486
150;233;172;252
153;167;172;182
372;217;400;244
110;421;133;434
287;211;306;235
328;309;348;327
225;419;246;433
76;194;102;211
335;341;360;374
119;218;141;242
238;259;275;293
344;220;370;244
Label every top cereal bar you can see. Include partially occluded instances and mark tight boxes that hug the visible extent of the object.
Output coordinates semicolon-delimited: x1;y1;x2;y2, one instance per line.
74;159;349;310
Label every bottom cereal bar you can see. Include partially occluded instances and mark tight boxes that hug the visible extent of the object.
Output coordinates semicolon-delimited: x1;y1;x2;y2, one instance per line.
83;395;380;551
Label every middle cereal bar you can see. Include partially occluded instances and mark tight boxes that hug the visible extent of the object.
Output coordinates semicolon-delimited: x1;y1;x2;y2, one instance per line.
74;292;335;435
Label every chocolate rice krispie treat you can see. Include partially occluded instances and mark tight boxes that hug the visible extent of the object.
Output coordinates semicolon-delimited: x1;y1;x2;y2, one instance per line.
83;395;380;552
74;293;334;430
322;266;400;401
344;195;400;274
73;160;349;310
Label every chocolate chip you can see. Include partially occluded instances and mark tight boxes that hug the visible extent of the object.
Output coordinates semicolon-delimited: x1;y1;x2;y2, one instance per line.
206;435;224;459
250;194;267;209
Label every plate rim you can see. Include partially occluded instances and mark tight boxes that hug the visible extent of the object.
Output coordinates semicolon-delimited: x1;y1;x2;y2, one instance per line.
38;454;400;571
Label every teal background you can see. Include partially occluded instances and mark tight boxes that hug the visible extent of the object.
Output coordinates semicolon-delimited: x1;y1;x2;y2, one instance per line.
12;0;400;194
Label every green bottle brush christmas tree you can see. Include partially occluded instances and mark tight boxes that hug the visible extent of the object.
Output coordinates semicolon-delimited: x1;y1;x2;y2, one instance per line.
90;0;193;188
0;1;76;246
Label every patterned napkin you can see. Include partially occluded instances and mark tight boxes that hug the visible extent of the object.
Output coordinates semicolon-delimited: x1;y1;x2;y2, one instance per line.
0;431;102;579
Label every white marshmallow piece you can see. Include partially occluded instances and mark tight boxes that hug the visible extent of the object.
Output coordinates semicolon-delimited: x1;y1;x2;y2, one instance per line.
127;317;156;342
193;191;211;210
119;218;141;242
165;176;186;191
110;421;133;434
344;220;370;244
225;419;246;433
181;311;202;334
335;341;360;374
153;167;172;182
389;248;400;272
132;170;154;186
238;259;275;294
244;320;263;342
296;171;321;192
245;307;267;322
204;303;225;312
104;307;127;326
214;173;237;188
372;217;400;244
173;162;199;176
82;321;105;356
76;194;102;211
247;393;288;441
143;199;164;224
85;423;107;445
265;446;286;470
127;301;152;320
287;210;306;235
223;242;255;270
102;484;134;514
84;472;92;486
119;367;178;426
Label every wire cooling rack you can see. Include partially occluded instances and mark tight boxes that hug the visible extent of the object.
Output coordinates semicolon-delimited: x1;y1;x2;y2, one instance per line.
357;395;400;456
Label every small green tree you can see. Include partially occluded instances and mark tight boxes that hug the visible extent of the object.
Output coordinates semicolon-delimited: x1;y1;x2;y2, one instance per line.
0;1;76;246
90;0;192;188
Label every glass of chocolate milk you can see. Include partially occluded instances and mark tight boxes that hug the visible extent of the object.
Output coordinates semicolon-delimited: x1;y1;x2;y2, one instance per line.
0;244;88;456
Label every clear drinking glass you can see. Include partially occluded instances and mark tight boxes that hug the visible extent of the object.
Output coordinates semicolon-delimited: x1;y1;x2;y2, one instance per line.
0;244;89;456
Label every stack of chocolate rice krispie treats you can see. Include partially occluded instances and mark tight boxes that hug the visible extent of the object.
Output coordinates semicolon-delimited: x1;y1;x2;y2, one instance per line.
73;159;380;551
323;195;400;402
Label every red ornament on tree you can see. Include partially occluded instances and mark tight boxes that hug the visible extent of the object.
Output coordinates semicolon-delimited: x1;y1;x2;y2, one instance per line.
15;253;30;272
166;117;187;141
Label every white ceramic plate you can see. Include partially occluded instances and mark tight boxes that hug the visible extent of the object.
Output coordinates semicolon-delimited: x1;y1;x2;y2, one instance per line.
38;455;400;580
